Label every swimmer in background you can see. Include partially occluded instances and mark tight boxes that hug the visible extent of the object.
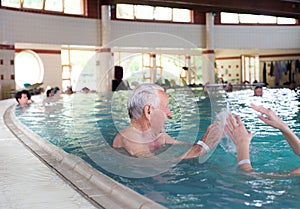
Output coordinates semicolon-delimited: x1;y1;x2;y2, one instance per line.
64;86;74;94
81;87;96;93
225;83;233;92
225;103;300;175
254;86;263;96
15;90;33;108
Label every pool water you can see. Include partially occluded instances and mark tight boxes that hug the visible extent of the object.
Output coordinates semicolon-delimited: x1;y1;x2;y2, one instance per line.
16;87;300;209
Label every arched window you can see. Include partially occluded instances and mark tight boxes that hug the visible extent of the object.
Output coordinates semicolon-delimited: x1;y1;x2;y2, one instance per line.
15;50;44;89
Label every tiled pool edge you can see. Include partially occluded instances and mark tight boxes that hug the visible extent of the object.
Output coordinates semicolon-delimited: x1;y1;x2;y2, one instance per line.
4;104;166;209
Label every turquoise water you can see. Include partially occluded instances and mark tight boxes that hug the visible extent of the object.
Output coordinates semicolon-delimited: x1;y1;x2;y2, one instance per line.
16;87;300;209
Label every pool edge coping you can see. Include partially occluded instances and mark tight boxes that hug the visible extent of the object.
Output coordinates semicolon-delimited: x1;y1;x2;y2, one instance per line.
4;104;167;209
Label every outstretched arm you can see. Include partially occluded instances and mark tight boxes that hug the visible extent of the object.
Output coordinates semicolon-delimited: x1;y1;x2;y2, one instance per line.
251;103;300;155
180;122;223;159
225;114;254;172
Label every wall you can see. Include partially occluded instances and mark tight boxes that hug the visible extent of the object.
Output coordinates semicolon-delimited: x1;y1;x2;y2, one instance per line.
216;58;241;84
1;8;300;97
2;9;299;50
0;46;15;99
39;53;62;90
216;53;300;87
109;21;205;48
0;10;100;46
260;56;300;87
214;25;300;49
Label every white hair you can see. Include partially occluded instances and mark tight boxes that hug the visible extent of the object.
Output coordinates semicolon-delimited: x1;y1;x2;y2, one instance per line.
127;83;164;119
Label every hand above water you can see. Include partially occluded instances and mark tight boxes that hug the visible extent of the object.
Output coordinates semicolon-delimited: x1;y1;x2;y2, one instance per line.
251;103;300;155
225;113;252;151
251;103;288;132
225;113;253;172
201;121;224;150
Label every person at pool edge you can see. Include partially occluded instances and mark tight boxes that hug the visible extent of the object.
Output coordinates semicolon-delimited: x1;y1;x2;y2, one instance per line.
225;103;300;174
112;83;224;159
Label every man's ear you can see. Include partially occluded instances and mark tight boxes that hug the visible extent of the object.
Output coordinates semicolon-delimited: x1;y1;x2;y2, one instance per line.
143;105;151;120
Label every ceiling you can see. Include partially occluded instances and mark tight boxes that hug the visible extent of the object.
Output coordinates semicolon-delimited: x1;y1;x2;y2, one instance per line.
103;0;300;19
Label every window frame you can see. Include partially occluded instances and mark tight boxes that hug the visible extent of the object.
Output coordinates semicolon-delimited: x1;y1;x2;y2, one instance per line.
1;0;87;16
116;4;193;23
220;12;297;25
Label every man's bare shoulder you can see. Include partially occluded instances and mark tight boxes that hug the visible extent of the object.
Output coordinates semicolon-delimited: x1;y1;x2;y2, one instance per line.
112;127;133;148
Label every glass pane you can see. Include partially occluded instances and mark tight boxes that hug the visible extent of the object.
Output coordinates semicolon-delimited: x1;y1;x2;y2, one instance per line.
135;5;154;20
45;0;63;12
173;9;191;22
2;0;20;8
277;17;296;24
116;4;134;19
220;12;239;24
154;7;172;21
61;50;70;65
144;54;151;66
239;14;259;23
15;51;44;89
62;66;71;79
23;0;43;9
64;0;84;15
69;50;96;91
62;80;71;91
258;15;276;24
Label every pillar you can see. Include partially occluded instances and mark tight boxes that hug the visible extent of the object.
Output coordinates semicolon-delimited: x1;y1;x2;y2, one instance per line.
202;12;216;84
185;55;192;85
96;5;113;92
150;54;157;83
96;48;113;92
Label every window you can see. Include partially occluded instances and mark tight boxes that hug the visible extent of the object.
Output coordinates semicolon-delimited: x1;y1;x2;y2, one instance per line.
114;52;202;86
45;0;63;12
1;0;85;15
116;4;192;23
61;49;96;91
23;0;43;9
221;12;296;24
15;50;44;89
173;8;191;23
241;55;259;83
64;0;84;15
1;0;20;8
220;12;239;24
135;5;154;20
278;17;296;24
154;7;172;21
116;4;134;20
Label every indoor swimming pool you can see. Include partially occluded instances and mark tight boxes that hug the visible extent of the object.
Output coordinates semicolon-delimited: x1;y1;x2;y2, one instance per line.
15;87;300;209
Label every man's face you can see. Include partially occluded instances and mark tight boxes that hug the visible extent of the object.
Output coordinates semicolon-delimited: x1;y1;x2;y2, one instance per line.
157;91;172;118
149;91;172;134
18;93;28;106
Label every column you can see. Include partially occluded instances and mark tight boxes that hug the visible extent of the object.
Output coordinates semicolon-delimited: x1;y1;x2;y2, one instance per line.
150;54;157;83
185;55;192;85
202;12;216;84
96;48;113;92
96;5;113;92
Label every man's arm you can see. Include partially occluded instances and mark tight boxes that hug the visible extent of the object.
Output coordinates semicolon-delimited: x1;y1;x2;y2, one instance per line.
179;122;224;159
